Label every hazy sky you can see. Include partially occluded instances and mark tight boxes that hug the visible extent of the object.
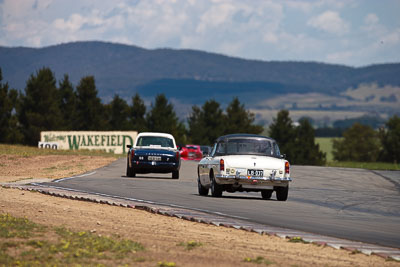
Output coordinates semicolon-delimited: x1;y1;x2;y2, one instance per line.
1;0;399;66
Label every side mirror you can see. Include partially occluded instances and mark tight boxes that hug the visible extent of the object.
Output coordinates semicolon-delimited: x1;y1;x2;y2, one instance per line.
281;154;286;159
126;145;132;148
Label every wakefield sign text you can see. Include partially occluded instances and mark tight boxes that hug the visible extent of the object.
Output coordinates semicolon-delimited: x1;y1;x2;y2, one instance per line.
40;131;138;154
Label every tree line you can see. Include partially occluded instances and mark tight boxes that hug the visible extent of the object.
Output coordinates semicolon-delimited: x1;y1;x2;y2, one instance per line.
0;67;264;147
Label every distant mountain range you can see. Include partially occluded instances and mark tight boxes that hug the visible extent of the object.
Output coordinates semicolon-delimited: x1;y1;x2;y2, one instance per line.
1;41;400;106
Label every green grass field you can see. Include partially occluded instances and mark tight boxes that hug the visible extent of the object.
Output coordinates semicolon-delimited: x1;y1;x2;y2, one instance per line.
326;161;400;170
315;137;336;162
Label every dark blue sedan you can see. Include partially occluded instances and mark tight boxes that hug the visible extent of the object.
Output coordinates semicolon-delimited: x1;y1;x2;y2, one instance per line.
126;132;181;179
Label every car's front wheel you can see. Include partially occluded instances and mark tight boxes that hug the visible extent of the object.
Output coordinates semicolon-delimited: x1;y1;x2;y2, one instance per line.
172;170;179;179
261;189;273;199
210;172;223;197
275;185;289;201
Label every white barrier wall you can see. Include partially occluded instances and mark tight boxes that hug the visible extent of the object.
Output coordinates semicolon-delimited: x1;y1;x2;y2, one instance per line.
40;131;138;154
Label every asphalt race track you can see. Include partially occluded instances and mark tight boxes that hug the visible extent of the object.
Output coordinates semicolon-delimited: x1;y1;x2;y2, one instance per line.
42;158;400;248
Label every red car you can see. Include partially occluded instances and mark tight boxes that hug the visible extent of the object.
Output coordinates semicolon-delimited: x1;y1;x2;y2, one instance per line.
180;145;203;161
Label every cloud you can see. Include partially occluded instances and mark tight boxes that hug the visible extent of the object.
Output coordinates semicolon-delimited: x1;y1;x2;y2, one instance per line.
118;0;193;47
362;13;387;39
196;2;236;33
382;28;400;47
274;32;324;57
153;0;285;56
285;0;315;13
1;0;37;19
263;32;278;44
53;14;87;32
364;13;379;25
284;0;355;13
326;50;353;63
307;10;349;35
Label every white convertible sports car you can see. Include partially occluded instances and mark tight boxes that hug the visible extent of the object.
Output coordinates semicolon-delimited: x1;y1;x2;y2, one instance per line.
197;134;291;201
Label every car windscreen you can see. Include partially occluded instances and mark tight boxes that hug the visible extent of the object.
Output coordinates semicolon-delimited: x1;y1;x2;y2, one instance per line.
186;146;198;150
136;136;174;148
215;138;280;157
200;146;210;153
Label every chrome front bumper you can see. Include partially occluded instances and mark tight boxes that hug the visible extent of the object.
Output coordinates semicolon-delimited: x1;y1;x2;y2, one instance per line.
215;174;291;187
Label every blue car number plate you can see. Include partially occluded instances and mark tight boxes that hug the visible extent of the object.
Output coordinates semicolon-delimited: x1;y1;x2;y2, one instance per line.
247;169;263;177
148;156;161;161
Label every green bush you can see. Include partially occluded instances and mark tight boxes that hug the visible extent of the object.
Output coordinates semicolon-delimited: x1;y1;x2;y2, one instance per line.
332;123;380;162
380;115;400;163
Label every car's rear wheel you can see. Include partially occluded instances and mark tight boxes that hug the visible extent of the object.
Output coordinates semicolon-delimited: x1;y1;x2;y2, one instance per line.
210;172;223;197
275;185;289;201
172;170;179;179
261;189;273;199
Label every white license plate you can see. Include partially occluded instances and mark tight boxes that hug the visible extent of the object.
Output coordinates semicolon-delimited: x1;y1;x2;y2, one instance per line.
247;169;263;177
148;156;161;161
